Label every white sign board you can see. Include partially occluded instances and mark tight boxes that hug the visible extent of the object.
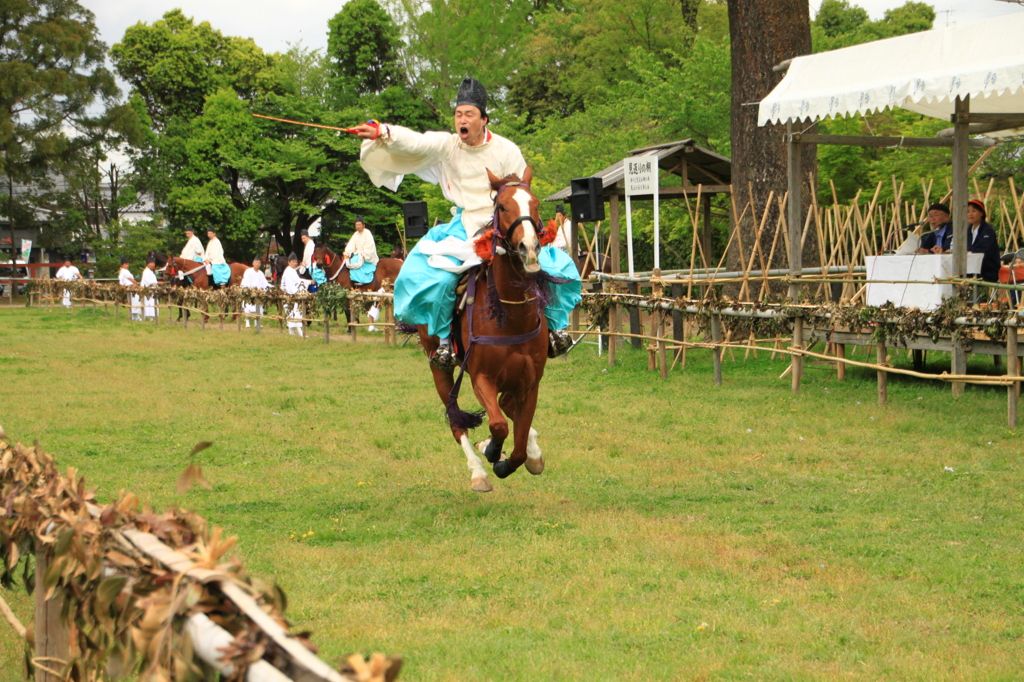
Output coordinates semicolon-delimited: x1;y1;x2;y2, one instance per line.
623;154;660;273
625;155;657;197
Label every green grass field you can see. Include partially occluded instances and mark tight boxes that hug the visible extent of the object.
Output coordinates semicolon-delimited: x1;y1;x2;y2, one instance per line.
2;304;1023;680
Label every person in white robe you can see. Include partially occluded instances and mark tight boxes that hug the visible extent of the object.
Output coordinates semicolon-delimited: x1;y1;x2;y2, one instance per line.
140;257;159;319
280;252;308;336
180;226;205;262
354;77;581;369
298;230;316;277
240;256;270;327
55;257;82;308
117;258;142;321
552;204;572;252
342;216;380;285
204;228;230;288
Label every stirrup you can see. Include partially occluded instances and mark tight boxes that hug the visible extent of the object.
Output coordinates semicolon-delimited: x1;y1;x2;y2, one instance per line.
430;344;458;371
548;329;573;358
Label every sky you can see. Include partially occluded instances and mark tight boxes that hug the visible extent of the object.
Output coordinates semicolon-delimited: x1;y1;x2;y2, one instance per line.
80;0;1024;59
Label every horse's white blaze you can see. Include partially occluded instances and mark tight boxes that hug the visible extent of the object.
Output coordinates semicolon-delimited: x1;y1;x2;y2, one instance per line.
512;187;540;272
460;434;488;480
526;427;542;460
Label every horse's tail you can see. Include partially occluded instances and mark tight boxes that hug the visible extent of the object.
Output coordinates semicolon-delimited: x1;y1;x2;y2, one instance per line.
446;397;484;431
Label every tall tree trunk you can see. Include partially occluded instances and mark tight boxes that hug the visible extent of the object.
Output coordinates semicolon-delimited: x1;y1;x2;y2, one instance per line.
681;0;699;34
727;0;817;299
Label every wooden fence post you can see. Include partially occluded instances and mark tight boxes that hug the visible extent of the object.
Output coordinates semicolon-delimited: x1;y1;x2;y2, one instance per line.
626;282;641;349
952;337;966;397
791;316;803;394
324;316;330;345
711;313;723;386
671;283;684;343
877;340;888;405
608;284;618;367
1008;326;1018;427
835;343;846;382
34;547;70;682
350;301;358;343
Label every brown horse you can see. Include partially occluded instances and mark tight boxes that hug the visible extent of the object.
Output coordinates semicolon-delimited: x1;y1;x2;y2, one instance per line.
419;168;549;493
151;253;248;322
313;245;403;291
150;252;247;289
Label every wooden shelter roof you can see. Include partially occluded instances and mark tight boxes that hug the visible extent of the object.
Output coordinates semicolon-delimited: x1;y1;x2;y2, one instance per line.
544;139;732;202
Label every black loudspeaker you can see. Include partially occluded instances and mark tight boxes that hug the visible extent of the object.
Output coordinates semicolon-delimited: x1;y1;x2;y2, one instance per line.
570;176;604;222
403;201;429;239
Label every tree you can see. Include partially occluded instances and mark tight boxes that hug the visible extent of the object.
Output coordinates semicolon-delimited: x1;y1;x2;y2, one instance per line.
327;0;404;100
110;10;278;131
726;0;816;292
0;0;135;259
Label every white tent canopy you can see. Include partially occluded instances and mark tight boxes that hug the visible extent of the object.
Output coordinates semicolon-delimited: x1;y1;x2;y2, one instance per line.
758;11;1024;129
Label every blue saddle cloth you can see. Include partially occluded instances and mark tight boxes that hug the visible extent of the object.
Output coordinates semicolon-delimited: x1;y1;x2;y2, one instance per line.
348;254;377;285
393;208;582;339
311;265;327;285
211;263;231;285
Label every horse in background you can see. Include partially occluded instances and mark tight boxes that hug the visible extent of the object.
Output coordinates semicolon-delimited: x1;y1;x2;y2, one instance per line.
313;245;403;291
418;168;550;493
147;251;247;321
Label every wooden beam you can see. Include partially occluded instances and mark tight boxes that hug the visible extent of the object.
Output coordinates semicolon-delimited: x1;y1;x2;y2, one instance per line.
788;133;995;148
937;115;1024;137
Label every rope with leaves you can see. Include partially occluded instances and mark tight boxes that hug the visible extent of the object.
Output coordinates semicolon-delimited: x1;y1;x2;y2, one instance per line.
29;280;392;321
0;436;401;682
580;282;1018;350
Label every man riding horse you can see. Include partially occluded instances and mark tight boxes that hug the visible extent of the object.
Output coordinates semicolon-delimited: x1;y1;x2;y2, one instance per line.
351;77;581;372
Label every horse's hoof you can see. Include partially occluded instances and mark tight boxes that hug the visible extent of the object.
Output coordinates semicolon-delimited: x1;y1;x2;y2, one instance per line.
475;439;491;454
471;477;493;493
525;457;545;475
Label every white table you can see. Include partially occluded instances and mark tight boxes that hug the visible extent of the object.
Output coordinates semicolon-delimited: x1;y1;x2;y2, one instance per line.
865;254;983;310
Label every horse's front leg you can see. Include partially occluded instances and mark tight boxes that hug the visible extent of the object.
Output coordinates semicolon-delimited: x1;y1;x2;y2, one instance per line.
471;376;508;470
492;387;539;479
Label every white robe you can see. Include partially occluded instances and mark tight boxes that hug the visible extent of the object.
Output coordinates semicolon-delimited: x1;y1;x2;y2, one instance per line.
240;266;269;315
280;265;307;332
55;265;80;308
204;237;226;275
343;229;379;265
119;268;141;318
552;219;572;252
360;125;527;236
180;236;205;262
140;268;158;317
300;239;316;274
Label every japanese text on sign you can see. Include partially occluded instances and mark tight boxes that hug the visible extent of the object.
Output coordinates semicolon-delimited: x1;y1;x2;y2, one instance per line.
624;154;657;197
